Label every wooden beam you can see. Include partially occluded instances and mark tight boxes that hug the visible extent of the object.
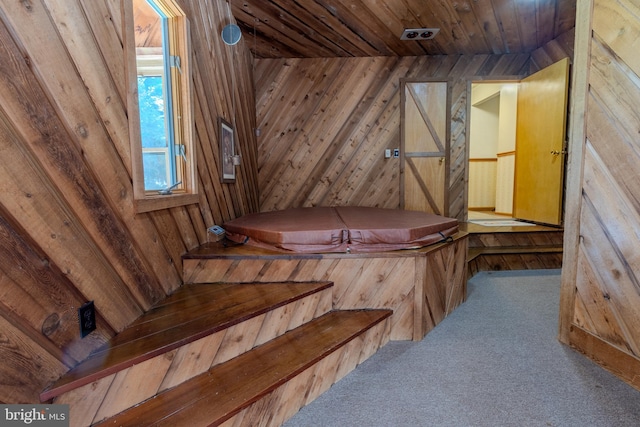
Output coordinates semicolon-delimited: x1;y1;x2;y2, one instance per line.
558;0;593;345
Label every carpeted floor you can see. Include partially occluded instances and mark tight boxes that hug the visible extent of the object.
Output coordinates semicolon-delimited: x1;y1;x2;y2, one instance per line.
283;269;640;427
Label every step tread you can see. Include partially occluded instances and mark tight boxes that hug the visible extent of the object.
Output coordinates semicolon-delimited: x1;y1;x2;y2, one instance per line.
94;309;392;427
41;281;332;402
468;244;563;260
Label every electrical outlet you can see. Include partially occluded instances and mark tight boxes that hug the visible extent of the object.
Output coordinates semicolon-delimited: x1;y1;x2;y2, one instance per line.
207;225;226;242
78;301;96;338
393;148;400;158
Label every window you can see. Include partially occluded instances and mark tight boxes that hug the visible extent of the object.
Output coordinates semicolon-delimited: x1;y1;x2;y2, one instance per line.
126;0;197;212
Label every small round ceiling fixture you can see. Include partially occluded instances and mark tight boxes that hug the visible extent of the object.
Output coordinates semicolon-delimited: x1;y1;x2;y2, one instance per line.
222;23;242;45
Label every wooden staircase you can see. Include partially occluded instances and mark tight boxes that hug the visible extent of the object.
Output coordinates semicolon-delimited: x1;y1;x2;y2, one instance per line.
462;222;564;277
41;281;391;426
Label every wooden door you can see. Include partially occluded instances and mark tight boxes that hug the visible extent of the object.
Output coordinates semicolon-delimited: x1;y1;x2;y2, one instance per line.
513;58;570;225
401;81;449;216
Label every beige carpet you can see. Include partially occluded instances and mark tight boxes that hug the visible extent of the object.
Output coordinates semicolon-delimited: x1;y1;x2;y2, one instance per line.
284;270;640;427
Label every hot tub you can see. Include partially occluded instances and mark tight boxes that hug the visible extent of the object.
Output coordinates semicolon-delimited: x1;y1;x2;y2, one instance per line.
223;206;458;253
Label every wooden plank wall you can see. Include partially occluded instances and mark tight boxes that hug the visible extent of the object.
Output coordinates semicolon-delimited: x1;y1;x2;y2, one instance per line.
560;0;640;390
0;0;258;403
182;235;468;342
255;28;575;219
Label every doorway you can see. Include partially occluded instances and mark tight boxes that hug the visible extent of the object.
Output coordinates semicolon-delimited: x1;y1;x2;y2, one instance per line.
467;82;519;220
467;58;570;226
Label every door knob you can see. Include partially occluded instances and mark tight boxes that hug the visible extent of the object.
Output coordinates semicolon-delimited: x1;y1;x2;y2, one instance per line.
550;150;567;155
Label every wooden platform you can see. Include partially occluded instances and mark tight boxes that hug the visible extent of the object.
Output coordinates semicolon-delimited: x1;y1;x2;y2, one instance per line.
40;281;394;426
93;310;391;427
461;222;564;276
183;232;469;341
41;234;468;426
40;281;332;402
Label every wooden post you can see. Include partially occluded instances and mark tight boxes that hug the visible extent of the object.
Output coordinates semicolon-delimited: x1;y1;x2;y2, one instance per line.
558;0;593;344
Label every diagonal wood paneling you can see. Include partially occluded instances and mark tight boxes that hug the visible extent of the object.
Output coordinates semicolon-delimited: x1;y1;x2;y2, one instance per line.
182;235;468;341
256;52;537;218
255;32;575;218
560;0;640;391
0;0;259;402
0;0;578;406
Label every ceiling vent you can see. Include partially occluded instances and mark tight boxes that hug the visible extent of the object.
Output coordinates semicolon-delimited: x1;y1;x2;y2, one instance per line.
400;28;440;40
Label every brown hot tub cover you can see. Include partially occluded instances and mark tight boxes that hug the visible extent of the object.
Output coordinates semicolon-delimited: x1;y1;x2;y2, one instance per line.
223;206;458;253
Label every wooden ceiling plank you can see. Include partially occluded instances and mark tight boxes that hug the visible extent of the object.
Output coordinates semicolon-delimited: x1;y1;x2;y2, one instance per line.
313;0;396;56
447;0;494;54
238;24;301;58
415;0;481;55
267;0;372;56
405;0;470;55
488;0;523;53
231;2;342;57
230;1;575;58
513;0;539;52
296;2;383;57
393;0;449;55
555;0;577;37
535;0;559;48
468;0;509;53
360;0;430;56
233;0;374;57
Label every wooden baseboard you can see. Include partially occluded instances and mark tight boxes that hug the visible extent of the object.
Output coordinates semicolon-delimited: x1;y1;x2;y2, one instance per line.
568;324;640;392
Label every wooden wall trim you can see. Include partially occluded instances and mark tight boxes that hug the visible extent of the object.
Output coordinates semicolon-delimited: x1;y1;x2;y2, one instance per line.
558;0;593;345
569;325;640;391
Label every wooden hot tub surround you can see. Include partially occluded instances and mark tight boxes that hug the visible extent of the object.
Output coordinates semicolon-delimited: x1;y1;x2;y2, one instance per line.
41;232;467;425
183;231;469;341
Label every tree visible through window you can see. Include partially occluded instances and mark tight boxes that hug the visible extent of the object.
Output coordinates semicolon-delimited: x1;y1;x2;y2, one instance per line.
138;74;170;190
130;0;195;206
134;0;179;192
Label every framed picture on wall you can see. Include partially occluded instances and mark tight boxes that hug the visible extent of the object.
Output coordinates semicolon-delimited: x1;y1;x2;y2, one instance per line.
219;117;235;183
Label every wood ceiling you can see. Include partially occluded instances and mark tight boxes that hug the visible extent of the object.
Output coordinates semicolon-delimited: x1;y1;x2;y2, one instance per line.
229;0;576;58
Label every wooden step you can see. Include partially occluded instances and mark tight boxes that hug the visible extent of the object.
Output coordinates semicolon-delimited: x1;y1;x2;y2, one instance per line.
94;309;392;427
40;282;332;403
467;244;563;262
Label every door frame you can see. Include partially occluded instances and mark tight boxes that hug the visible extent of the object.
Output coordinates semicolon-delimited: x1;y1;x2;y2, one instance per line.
400;78;452;216
464;76;524;221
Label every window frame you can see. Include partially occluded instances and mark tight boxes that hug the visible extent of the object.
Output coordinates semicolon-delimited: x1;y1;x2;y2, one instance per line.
124;0;198;213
